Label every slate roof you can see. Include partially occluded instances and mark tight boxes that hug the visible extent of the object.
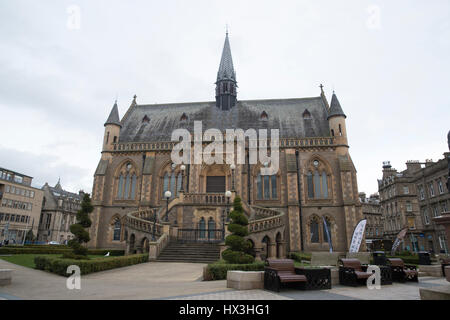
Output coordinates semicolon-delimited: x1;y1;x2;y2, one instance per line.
119;97;331;142
327;93;346;119
217;33;236;82
105;101;122;127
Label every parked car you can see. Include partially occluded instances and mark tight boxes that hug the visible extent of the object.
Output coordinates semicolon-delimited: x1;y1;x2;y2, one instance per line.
47;241;60;245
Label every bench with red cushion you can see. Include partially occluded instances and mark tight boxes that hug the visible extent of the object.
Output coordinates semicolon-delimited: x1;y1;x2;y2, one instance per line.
264;259;307;292
387;258;418;282
338;258;372;286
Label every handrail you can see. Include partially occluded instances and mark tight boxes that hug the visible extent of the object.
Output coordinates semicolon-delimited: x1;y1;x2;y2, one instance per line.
248;205;285;234
126;208;163;236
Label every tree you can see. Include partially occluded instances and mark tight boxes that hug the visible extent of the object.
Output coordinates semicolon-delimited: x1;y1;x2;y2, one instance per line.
68;193;93;257
221;196;255;264
25;229;34;243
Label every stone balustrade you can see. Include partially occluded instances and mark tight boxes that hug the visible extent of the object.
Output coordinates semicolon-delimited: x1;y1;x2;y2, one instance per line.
183;193;230;205
126;209;163;236
112;137;334;153
248;207;284;233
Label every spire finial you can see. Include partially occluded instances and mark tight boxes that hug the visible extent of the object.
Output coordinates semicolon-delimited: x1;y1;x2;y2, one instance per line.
226;24;228;35
319;83;324;94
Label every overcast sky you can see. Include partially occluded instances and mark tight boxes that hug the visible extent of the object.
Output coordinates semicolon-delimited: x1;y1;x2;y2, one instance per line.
0;0;449;196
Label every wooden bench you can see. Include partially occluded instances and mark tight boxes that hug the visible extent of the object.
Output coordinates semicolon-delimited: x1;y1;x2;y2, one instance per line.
338;258;372;286
387;258;418;282
264;259;307;292
441;257;450;278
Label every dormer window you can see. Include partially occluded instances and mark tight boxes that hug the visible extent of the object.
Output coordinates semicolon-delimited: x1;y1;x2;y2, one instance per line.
302;109;311;119
260;111;268;120
142;115;150;123
180;113;188;121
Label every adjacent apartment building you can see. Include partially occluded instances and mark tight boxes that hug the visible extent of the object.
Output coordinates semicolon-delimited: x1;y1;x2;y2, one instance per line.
38;180;83;244
359;192;383;250
0;167;44;243
378;153;449;254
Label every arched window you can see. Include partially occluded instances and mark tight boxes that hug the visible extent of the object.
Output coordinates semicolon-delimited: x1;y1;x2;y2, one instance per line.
199;217;206;239
257;175;262;199
256;173;278;200
314;170;321;197
271;175;277;198
116;162;138;200
322;172;328;198
113;219;121;241
307;171;314;198
177;173;182;196
130;174;137;199
331;129;334;137
208;217;216;239
170;174;176;197
124;174;130;199
163;173;169;197
323;217;331;243
306;159;330;199
339;124;342;136
117;175;124;198
310;218;319;243
161;165;184;199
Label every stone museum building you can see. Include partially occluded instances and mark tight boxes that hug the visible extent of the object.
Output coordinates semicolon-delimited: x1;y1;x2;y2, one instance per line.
0;167;44;243
88;33;365;259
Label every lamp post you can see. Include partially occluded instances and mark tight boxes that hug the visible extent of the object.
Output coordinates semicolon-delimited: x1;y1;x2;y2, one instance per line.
221;209;226;241
180;164;186;192
151;210;157;241
230;164;236;192
164;191;172;222
225;190;232;222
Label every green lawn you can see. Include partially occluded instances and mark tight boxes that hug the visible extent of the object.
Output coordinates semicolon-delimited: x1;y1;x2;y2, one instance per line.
0;254;107;269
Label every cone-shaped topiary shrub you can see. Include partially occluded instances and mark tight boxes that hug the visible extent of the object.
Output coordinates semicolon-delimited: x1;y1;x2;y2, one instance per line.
68;193;93;258
222;196;255;264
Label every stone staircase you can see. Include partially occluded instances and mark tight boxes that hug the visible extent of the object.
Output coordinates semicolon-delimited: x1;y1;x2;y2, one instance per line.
156;242;221;263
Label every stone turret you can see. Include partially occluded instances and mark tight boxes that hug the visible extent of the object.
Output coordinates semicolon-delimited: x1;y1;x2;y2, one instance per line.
103;100;121;152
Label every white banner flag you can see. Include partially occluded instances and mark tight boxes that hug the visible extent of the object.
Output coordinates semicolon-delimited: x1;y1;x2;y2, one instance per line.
349;219;367;253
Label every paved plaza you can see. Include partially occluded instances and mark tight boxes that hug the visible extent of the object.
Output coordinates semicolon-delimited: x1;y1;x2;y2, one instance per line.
0;259;448;300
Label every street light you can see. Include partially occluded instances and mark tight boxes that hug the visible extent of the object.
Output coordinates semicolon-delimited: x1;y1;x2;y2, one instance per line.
151;210;157;241
230;164;236;192
225;190;232;222
164;190;172;222
180;164;186;192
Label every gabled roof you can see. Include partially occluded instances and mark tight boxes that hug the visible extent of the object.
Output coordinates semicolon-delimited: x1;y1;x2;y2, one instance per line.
104;101;122;127
119;97;331;142
327;93;346;119
216;33;236;82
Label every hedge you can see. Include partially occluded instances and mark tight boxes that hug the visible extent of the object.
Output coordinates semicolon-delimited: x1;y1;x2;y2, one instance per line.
0;247;124;256
288;252;312;262
205;260;265;280
34;254;148;276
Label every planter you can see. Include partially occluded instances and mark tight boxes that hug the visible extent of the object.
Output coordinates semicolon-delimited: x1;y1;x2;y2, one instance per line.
0;269;13;286
227;271;264;290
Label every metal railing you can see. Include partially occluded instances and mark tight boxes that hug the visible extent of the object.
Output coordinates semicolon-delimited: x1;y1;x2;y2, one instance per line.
177;228;224;243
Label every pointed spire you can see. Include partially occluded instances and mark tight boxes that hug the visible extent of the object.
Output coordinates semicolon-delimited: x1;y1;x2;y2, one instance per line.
217;32;236;82
327;92;346;119
104;100;122;127
55;177;62;190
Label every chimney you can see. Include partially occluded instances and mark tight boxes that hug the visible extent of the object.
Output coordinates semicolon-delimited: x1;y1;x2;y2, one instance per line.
405;160;421;173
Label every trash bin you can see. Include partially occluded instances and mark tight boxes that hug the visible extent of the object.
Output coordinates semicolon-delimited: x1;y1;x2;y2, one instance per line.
418;251;431;265
373;251;387;265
